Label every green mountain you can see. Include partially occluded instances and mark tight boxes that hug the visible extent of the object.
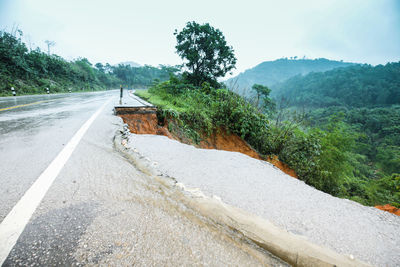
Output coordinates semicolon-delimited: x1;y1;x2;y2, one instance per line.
225;58;355;93
269;61;400;207
272;62;400;108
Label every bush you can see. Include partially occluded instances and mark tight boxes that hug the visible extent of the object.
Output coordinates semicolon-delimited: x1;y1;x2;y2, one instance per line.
142;78;269;146
139;77;400;207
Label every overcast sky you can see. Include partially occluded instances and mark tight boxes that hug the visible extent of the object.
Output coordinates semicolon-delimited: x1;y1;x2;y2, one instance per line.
1;0;399;76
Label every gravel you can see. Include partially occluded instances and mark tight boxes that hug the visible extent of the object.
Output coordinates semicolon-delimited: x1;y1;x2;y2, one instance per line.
127;133;400;267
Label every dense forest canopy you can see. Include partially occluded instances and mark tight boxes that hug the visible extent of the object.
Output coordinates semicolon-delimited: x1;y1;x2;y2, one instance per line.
272;62;400;108
0;30;177;95
268;61;400;207
225;58;355;94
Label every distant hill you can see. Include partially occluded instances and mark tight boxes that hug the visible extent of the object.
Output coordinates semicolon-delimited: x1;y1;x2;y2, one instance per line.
118;61;142;68
225;58;355;94
272;62;400;108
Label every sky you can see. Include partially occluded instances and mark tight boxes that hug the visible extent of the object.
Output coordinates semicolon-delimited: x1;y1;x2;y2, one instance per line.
1;0;399;77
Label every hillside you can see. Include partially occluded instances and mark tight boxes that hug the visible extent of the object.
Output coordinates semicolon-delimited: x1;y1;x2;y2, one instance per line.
0;30;175;95
272;62;400;108
269;62;400;208
225;58;355;93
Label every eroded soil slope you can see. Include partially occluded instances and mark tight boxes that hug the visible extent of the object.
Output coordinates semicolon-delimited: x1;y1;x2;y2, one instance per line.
118;109;297;178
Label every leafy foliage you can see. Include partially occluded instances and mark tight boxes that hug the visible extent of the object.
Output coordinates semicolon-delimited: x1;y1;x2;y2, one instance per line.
174;21;236;87
0;30;119;95
272;62;400;108
0;30;178;96
112;64;180;88
139;76;400;207
251;84;276;115
137;77;269;147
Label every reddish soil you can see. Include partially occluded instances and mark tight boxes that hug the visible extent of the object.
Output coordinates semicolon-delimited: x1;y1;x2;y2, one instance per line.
119;113;173;139
199;129;297;178
266;155;298;178
118;111;297;179
120;109;398;216
199;129;262;160
375;204;400;216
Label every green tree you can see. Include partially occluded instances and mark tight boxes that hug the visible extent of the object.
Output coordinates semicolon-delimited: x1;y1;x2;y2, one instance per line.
95;63;105;73
174;21;237;87
252;84;275;114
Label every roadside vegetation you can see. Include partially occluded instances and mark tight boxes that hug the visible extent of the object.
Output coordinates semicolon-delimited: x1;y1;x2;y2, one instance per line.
0;30;177;96
137;21;400;208
270;62;400;207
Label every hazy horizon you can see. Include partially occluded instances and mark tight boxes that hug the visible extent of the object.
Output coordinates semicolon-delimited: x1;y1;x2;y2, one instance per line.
1;0;399;76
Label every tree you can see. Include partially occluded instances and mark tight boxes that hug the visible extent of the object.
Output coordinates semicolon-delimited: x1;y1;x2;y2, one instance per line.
95;63;105;73
174;21;236;87
252;84;275;114
44;40;55;55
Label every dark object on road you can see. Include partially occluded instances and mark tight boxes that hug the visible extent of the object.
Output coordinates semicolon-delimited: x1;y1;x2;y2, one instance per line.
119;85;123;105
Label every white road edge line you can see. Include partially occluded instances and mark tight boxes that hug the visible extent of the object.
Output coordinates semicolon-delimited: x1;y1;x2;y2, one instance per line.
0;98;112;265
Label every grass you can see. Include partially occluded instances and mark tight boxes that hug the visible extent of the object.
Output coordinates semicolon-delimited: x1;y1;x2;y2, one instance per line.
135;89;191;113
135;82;400;208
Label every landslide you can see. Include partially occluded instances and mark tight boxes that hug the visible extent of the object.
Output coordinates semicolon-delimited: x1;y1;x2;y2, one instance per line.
117;108;297;178
375;204;400;216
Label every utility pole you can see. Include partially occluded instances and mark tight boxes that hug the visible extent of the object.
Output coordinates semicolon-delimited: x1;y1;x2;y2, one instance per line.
44;40;55;55
120;85;123;105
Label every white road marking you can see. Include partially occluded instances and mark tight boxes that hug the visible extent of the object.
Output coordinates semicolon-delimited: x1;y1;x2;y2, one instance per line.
0;98;112;265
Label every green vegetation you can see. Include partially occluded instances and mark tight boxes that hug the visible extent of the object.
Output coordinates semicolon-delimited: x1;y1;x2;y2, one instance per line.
175;21;236;87
112;64;179;89
269;62;400;207
136;78;268;145
226;58;354;95
305;107;400;206
272;62;400;108
0;30;117;95
139;77;400;208
252;84;275;115
136;22;399;208
0;30;176;96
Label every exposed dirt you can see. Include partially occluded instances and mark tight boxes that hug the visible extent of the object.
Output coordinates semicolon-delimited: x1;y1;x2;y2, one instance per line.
117;111;297;179
266;155;298;178
117;108;400;218
375;204;400;216
118;112;173;139
199;129;262;160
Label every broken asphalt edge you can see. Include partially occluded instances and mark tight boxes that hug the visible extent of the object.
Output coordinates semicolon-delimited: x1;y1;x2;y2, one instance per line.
113;122;372;267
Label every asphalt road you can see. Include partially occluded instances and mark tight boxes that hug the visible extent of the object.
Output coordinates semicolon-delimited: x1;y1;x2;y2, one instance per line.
0;92;115;222
0;91;285;266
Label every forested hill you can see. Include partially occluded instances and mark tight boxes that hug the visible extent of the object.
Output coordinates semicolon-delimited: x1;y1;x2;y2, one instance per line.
272;62;400;108
0;30;177;96
225;58;354;91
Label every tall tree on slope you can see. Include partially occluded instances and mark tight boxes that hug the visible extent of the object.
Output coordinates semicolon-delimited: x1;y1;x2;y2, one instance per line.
174;21;236;87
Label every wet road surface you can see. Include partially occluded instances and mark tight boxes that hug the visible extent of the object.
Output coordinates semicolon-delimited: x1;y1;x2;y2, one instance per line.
0;91;287;266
